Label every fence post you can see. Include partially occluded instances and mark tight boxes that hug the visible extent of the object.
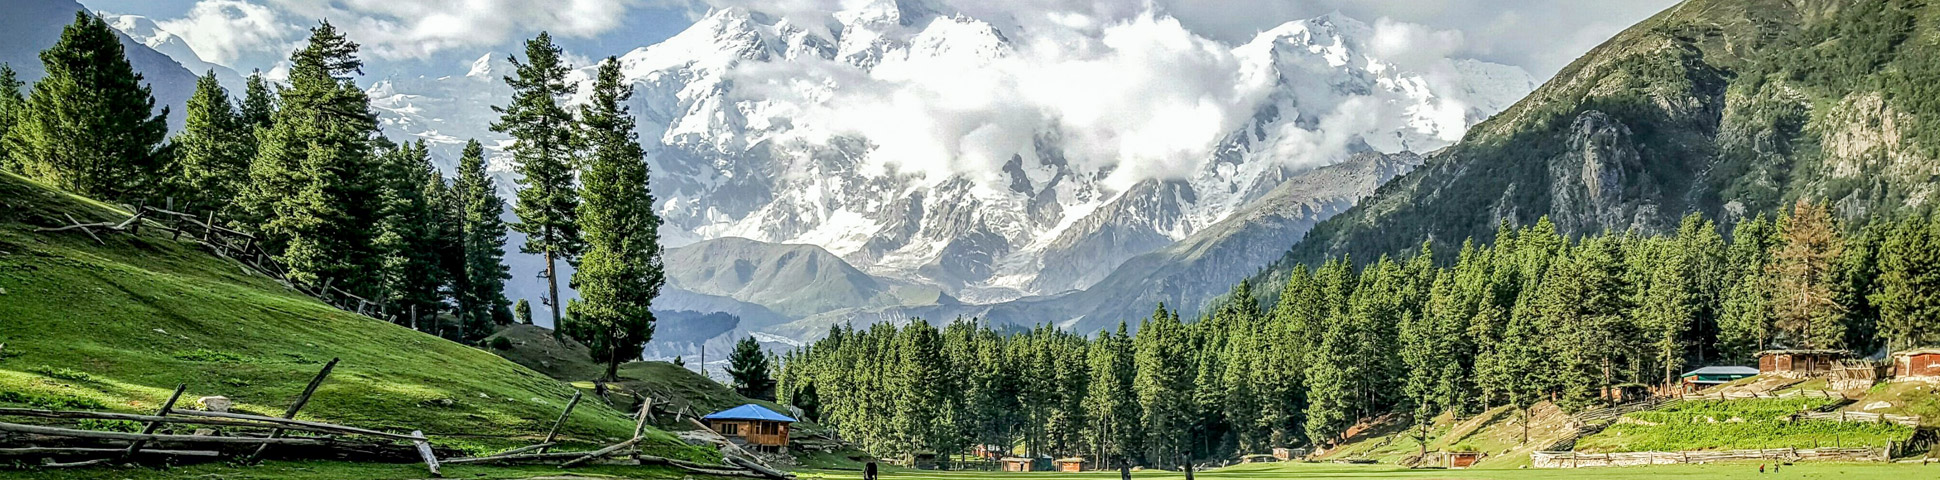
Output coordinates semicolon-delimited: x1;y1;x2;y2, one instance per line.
204;211;217;242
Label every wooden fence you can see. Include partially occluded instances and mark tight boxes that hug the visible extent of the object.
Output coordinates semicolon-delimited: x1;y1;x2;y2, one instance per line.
1679;389;1843;402
1793;411;1922;426
1532;447;1887;468
38;202;412;328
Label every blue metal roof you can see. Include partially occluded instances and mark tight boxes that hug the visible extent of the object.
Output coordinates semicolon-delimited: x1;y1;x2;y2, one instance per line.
1681;366;1759;377
703;404;797;423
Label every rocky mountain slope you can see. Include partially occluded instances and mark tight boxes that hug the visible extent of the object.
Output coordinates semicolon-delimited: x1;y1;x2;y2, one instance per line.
769;150;1421;339
367;3;1533;315
1270;0;1940;277
4;0;204;131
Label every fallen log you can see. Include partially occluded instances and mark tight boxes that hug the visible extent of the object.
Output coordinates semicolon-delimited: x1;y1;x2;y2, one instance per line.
486;442;555;457
0;447;220;457
728;455;797;480
173;409;416;441
0;421;335;445
41;458;114;468
0;407;384;438
446;450;637;465
560;437;642;468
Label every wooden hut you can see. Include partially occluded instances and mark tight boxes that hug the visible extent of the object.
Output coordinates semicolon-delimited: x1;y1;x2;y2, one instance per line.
703;404;796;454
1893;348;1940;380
1000;457;1034;472
1756;350;1850;378
1680;365;1758;392
1272;447;1308;461
1054;457;1086;472
1444;451;1483;468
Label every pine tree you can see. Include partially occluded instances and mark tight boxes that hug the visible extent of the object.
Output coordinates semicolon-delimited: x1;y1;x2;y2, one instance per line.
729;335;776;400
1083;321;1140;468
1135;305;1192;469
243;22;383;290
1876;214;1940;351
235;71;277;174
1770;200;1846;349
374;141;447;326
569;57;663;380
1719;215;1778;361
174;71;251;214
514;299;533;325
493;32;583;327
453;139;512;329
0;64;25;171
5;12;170;201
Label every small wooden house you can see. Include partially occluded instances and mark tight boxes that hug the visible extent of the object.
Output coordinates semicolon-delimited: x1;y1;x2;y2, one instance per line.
1000;457;1034;472
1893;348;1940;380
1680;365;1758;391
1054;457;1086;472
1272;447;1308;461
1444;451;1483;468
703;404;797;454
1756;349;1850;378
973;444;1006;460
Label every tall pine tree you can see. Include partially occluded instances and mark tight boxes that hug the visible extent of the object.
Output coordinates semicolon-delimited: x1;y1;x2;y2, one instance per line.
494;32;583;327
5;12;170;201
568;57;664;380
453;139;512;332
0;64;25;172
1770;200;1846;349
173;71;251;213
728;336;776;400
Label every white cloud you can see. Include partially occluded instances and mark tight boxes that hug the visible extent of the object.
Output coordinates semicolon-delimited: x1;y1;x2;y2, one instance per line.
156;0;300;70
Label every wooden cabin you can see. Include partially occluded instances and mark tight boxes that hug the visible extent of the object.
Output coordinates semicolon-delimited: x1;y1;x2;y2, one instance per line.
1054;457;1085;472
1756;350;1850;378
1680;365;1758;392
1000;457;1034;472
1444;451;1483;468
1893;348;1940;380
1272;447;1308;461
703;404;797;454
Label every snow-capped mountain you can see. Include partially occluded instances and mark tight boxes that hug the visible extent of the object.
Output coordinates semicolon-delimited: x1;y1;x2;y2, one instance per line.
370;3;1535;311
97;12;245;92
7;1;205;132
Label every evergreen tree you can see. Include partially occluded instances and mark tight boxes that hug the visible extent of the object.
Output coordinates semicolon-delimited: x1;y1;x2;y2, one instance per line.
243;22;383;290
569;57;664;381
0;65;25;171
1877;214;1940;351
453;139;512;329
515;299;533;325
1134;306;1192;469
493;32;583;327
374;141;447;327
1083;321;1140;468
729;335;776;401
234;71;277;176
5;12;169;201
1770;200;1846;349
1719;215;1778;361
173;71;251;214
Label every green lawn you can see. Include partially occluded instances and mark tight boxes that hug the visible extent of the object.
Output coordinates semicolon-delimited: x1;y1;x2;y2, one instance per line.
0;460;726;479
799;461;1940;479
0;171;712;462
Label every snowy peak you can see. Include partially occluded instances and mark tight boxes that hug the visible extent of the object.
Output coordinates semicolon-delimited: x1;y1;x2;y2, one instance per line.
98;12;244;91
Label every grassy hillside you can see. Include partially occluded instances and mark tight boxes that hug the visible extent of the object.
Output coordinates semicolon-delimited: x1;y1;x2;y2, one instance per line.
0;172;707;460
1316;402;1578;469
1575;397;1912;453
799;460;1933;479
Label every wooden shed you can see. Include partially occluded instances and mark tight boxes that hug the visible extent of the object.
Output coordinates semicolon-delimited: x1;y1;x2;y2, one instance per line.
1272;447;1308;461
1000;457;1034;472
1893;348;1940;380
1680;365;1758;391
1756;349;1850;378
1444;451;1483;468
703;404;796;454
1054;457;1086;472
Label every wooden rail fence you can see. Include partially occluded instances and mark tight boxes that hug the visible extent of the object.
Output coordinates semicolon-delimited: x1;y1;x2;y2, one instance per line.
36;202;410;327
1533;447;1887;468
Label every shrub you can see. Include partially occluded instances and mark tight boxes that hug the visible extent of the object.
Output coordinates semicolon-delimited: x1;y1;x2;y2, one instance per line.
27;365;96;382
489;337;513;350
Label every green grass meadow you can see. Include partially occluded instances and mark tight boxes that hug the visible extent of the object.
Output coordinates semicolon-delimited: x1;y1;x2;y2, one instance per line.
795;461;1937;480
